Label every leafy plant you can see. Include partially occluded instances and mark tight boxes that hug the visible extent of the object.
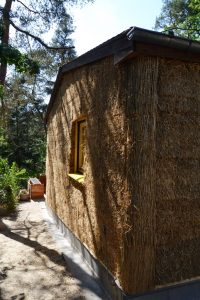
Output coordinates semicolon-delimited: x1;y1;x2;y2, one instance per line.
155;0;200;40
0;43;40;74
0;158;27;210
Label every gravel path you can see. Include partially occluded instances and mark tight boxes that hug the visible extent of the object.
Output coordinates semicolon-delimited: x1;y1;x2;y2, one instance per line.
0;200;105;300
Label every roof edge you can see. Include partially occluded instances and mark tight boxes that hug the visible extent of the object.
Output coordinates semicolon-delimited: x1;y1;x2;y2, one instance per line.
61;27;200;75
46;27;200;122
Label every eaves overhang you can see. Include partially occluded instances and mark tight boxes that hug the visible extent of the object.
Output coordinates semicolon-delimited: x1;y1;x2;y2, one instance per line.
46;26;200;121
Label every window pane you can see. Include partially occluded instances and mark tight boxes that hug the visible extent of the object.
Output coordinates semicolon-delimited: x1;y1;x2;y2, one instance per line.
77;120;86;173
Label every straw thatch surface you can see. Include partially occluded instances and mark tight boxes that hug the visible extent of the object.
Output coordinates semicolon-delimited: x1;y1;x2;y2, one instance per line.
156;59;200;286
46;57;129;286
46;54;200;295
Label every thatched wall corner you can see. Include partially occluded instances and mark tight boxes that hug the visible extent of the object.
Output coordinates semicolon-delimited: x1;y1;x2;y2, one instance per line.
46;54;200;296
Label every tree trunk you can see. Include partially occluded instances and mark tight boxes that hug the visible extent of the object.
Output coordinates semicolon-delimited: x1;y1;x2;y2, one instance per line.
0;0;13;110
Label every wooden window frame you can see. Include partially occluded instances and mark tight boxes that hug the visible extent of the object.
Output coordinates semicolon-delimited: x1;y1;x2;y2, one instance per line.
74;117;86;175
77;119;86;174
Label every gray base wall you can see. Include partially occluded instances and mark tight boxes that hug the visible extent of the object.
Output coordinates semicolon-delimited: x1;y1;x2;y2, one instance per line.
46;203;200;300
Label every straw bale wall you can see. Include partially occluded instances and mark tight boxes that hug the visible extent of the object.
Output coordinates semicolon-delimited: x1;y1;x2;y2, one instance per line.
46;54;200;295
156;59;200;286
46;57;128;285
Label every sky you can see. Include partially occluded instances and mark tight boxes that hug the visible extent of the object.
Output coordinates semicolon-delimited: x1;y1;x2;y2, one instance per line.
70;0;163;55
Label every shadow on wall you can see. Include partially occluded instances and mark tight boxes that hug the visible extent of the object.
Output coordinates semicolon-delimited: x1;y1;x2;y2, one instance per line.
48;57;129;278
47;55;200;295
72;58;131;279
47;56;157;294
74;56;157;293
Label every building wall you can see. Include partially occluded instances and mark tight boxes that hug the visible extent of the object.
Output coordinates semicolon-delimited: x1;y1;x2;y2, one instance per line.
46;55;158;294
156;59;200;286
46;56;129;289
46;55;200;295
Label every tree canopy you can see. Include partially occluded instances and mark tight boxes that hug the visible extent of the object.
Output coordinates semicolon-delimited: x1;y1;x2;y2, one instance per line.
0;43;39;74
155;0;200;40
0;0;93;85
0;0;94;182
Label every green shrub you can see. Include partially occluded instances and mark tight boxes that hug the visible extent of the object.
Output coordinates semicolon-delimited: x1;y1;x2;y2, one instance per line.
0;158;26;211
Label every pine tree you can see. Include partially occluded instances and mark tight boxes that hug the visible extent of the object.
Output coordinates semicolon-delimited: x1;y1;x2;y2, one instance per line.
0;0;93;100
0;0;94;176
1;73;47;175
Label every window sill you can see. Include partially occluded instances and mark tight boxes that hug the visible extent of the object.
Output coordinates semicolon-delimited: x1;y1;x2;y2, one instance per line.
68;173;84;183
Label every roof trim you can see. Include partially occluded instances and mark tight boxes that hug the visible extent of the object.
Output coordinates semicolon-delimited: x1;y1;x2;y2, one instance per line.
46;27;200;121
61;28;132;74
61;27;200;74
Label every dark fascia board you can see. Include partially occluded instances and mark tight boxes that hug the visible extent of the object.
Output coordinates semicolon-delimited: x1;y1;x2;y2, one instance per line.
61;26;200;75
61;28;132;74
46;27;200;121
127;27;200;53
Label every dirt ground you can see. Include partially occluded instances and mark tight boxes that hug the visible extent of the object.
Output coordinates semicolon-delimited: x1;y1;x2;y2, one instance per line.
0;200;105;300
